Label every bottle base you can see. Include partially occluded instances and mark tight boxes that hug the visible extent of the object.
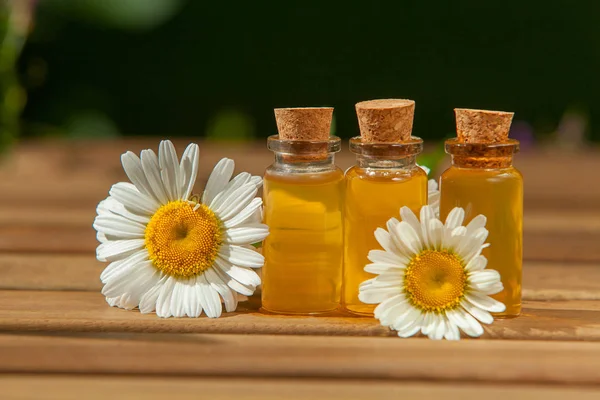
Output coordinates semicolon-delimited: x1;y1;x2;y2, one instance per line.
260;306;339;316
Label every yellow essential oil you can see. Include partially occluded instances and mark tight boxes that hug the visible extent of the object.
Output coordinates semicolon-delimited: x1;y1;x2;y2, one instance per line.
343;164;427;315
439;108;522;318
262;168;344;314
341;98;426;316
440;166;523;317
261;107;343;315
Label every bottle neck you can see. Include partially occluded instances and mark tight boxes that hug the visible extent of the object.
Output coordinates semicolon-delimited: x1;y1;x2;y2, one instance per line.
355;154;418;170
272;152;337;173
451;155;513;169
349;136;423;171
445;139;519;169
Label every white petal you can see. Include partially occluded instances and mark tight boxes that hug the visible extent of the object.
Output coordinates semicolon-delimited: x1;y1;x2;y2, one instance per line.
219;245;265;269
170;280;186;317
419;206;435;248
212;183;258;221
386;217;400;233
93;214;145;240
364;263;405;274
140;149;169;205
211;263;255;296
224;224;269;245
100;250;149;283
210;172;252;208
249;175;262;188
158;140;181;201
445;207;465;230
139;276;167;314
180;143;200;200
101;197;150;224
427;219;443;250
205;267;238;312
374;229;408;262
156;276;176;318
367;249;406;266
223;198;263;228
358;287;399;304
457;227;489;263
465;292;506;313
469;269;502;285
471;281;504;295
443;226;466;250
400;207;422;241
121;151;158;202
466;215;487;234
215;257;261;287
197;274;223;318
109;182;159;216
465;255;487;273
394;222;422;256
443;317;461;340
447;308;484;338
96;239;145;262
182;277;201;318
427;178;438;191
202;158;235;205
373;294;404;319
461;299;494;324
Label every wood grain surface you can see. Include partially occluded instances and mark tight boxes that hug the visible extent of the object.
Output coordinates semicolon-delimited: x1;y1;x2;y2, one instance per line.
1;139;599;398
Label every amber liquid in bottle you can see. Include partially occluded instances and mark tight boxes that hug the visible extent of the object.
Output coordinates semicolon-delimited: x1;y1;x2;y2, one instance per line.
262;136;344;315
342;138;427;316
439;140;523;317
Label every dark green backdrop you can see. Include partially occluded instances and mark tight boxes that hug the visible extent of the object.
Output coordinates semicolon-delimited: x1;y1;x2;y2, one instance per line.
18;0;600;141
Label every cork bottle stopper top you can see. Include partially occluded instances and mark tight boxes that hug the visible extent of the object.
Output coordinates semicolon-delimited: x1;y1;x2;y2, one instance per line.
274;107;333;141
355;99;415;143
455;108;514;143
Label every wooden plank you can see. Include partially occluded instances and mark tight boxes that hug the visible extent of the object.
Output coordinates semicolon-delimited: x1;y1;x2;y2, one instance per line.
2;375;600;400
0;291;598;341
1;333;600;385
2;141;600;211
0;254;103;291
2;253;599;298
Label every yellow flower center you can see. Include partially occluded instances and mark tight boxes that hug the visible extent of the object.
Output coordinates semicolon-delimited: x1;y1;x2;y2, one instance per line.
404;250;466;312
145;200;222;278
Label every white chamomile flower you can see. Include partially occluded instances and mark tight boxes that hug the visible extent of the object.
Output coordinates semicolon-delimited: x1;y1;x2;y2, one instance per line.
418;164;440;217
359;205;505;340
93;140;269;318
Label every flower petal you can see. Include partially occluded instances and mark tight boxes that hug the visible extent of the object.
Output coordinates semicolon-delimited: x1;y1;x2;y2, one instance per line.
445;207;465;230
465;255;487;273
121;151;157;202
202;158;235;205
158;140;181;201
109;182;159;215
197;274;222;318
461;299;494;324
212;183;258;221
180;143;200;200
205;266;238;312
223;198;263;228
93;214;146;240
218;245;265;269
96;239;145;262
215;257;261;287
140;149;169;205
224;224;269;245
465;292;506;313
400;207;422;241
367;249;406;266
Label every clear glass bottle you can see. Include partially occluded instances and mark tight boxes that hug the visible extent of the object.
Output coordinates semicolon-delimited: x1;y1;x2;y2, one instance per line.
262;135;344;315
439;138;523;317
342;137;428;316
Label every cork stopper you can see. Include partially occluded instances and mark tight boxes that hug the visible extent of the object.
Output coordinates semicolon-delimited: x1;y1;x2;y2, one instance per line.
455;108;514;143
355;99;415;143
274;107;333;141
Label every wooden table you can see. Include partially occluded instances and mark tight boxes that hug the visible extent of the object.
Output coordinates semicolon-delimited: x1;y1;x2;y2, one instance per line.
1;139;599;399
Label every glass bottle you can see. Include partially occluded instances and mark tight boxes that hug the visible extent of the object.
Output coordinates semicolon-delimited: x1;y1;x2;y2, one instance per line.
342;99;428;316
262;108;344;315
439;109;523;318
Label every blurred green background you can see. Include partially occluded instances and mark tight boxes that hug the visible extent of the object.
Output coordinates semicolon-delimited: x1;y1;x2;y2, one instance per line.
1;0;598;154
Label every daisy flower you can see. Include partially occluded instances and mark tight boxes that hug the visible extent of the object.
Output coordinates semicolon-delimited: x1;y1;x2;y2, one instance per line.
418;164;440;217
359;205;505;340
93;140;268;318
